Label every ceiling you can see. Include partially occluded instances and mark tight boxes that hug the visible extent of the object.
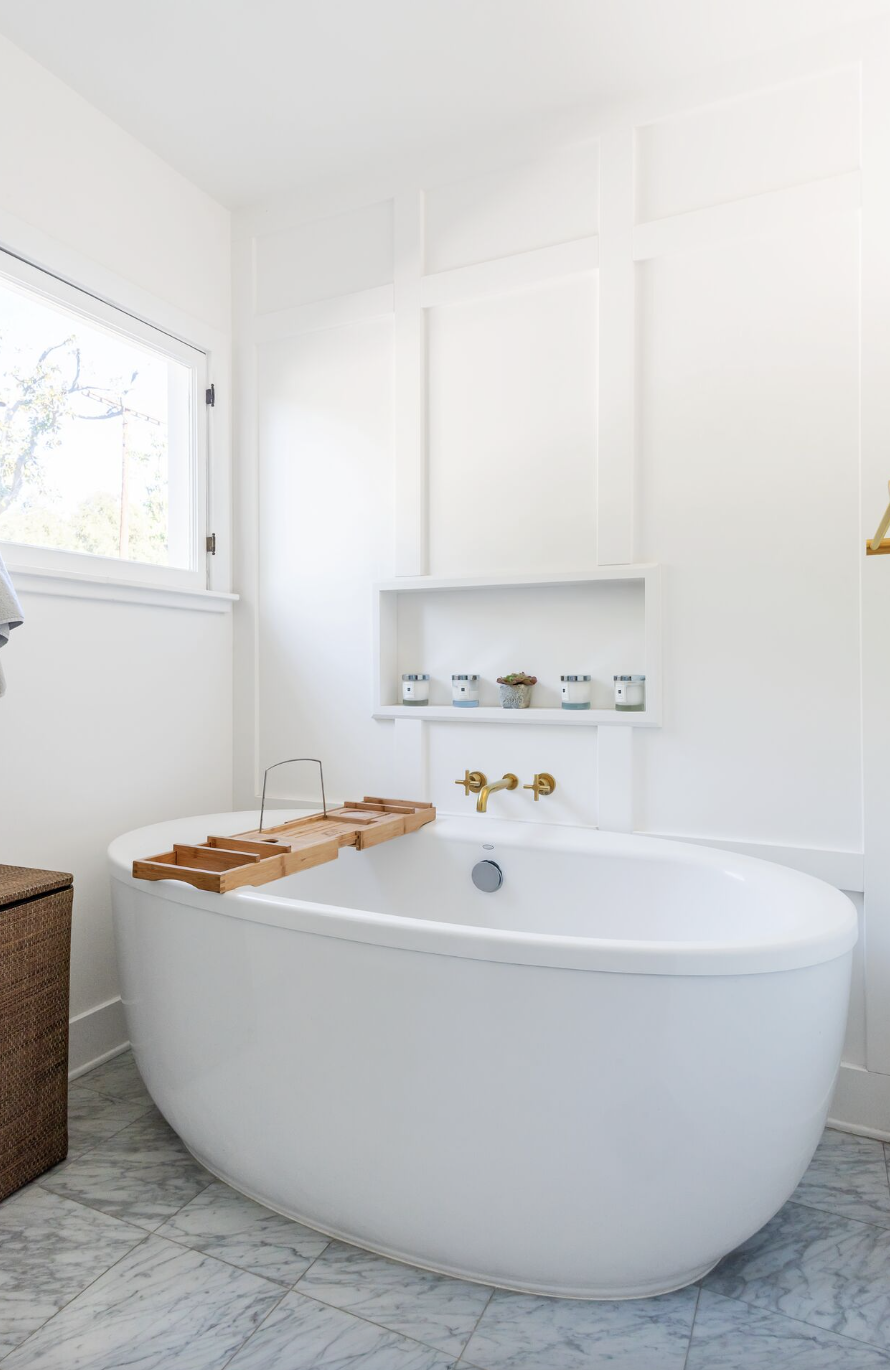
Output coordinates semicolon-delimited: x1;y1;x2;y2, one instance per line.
0;0;886;208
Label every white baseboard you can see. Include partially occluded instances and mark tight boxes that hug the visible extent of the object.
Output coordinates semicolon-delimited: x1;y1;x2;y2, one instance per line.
828;1061;890;1141
68;996;129;1078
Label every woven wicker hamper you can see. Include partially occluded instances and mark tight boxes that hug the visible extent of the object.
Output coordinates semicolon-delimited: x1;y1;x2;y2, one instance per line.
0;865;73;1201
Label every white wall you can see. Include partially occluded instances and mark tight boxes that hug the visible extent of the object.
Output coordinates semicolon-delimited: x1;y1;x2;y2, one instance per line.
0;35;233;1070
233;17;890;1134
0;34;229;337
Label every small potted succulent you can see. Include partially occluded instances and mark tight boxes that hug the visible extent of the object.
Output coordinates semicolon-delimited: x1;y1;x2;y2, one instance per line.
497;671;537;709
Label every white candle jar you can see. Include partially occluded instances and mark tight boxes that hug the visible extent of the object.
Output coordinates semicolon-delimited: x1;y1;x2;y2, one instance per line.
614;675;646;712
451;674;480;707
401;673;430;706
560;675;592;710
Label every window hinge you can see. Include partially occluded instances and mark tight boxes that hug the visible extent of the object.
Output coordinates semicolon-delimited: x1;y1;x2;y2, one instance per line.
206;533;217;555
205;383;215;407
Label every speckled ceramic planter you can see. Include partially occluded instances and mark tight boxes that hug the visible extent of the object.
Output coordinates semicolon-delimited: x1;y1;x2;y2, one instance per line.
499;683;532;709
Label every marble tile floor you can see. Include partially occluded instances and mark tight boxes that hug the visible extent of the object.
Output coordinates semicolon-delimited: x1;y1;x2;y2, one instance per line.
2;1053;890;1367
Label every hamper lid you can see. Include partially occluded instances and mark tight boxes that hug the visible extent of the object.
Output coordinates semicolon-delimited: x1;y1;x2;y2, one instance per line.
0;865;73;909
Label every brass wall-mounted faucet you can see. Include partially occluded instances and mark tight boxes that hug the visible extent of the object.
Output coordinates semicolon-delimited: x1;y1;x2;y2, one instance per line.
524;772;556;801
476;773;519;812
454;769;557;810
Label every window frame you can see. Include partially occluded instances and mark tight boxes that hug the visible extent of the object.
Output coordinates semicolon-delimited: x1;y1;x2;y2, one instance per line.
0;248;210;592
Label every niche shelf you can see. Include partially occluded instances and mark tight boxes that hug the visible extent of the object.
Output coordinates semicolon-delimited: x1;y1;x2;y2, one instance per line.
372;565;662;728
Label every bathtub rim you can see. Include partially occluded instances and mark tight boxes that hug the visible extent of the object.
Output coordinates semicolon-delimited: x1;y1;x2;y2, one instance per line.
108;810;857;978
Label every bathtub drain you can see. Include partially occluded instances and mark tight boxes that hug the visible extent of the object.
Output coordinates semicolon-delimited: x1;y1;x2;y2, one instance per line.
472;859;503;892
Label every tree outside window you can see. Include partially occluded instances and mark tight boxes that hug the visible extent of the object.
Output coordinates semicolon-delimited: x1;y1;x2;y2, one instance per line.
0;275;193;569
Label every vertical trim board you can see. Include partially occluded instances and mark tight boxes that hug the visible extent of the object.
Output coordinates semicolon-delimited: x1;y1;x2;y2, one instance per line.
393;191;427;576
596;129;636;565
860;43;890;1075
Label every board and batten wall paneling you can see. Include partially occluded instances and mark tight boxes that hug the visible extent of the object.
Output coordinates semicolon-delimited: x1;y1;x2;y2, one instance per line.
636;211;861;848
426;275;598;577
424;143;599;273
254;199;394;315
256;317;395;802
235;16;890;1127
635;63;861;224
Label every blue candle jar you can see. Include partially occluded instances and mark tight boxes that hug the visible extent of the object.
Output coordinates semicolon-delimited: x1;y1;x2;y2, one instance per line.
451;674;480;707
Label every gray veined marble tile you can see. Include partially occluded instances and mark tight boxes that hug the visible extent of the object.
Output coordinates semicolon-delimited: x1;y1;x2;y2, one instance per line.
460;1283;697;1370
40;1107;212;1230
687;1289;890;1368
226;1289;458;1369
296;1239;492;1356
0;1185;145;1358
791;1128;890;1228
65;1081;153;1158
155;1180;331;1285
1;1234;283;1370
76;1049;152;1106
704;1199;890;1351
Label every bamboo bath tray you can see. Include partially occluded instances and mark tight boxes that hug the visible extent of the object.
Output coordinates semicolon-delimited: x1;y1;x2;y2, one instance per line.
132;798;435;894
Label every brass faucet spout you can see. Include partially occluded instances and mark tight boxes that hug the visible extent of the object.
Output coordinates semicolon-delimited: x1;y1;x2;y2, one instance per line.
476;773;519;813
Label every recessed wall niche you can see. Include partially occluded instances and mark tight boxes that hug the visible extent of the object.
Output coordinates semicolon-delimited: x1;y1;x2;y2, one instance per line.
373;567;661;726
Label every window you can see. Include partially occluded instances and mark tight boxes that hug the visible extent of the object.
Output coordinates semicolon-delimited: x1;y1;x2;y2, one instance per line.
0;251;208;587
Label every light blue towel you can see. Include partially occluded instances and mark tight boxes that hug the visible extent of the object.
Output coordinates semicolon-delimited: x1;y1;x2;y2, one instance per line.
0;550;23;698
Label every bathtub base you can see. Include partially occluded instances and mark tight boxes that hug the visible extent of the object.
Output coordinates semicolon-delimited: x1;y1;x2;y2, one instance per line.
189;1143;721;1300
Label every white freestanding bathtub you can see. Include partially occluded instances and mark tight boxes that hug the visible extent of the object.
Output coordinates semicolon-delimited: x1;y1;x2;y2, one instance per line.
108;810;856;1300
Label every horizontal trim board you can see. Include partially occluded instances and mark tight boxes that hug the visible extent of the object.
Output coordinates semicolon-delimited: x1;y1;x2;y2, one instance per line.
420;236;599;308
377;565;655;593
633;170;861;261
641;830;863;891
248;236;600;334
12;567;238;612
253;283;395;342
374;705;658;727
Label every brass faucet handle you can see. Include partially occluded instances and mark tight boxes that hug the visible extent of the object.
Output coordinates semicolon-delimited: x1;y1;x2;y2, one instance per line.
523;772;556;801
455;769;487;797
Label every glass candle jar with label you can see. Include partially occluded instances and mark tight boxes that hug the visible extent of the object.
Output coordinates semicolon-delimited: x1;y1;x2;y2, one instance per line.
614;675;646;712
560;675;592;710
451;674;480;707
401;673;430;706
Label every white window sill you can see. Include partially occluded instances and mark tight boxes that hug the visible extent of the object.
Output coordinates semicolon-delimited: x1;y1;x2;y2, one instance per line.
9;566;238;613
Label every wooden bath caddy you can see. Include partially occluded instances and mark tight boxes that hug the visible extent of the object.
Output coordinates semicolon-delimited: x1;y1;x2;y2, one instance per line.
132;797;435;894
